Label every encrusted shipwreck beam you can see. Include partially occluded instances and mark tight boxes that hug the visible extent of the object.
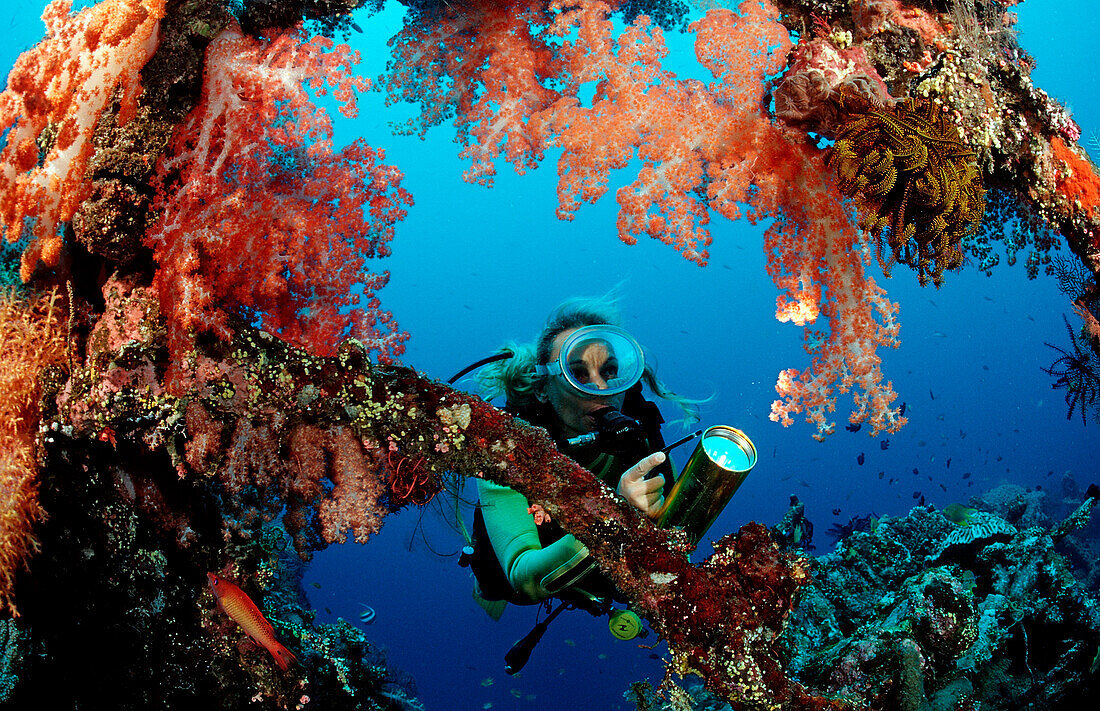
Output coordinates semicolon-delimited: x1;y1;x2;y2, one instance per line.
48;274;859;710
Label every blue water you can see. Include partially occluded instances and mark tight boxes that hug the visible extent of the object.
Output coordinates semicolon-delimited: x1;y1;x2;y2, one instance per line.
5;1;1098;709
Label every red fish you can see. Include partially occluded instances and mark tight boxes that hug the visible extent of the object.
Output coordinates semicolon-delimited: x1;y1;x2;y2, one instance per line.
207;572;297;671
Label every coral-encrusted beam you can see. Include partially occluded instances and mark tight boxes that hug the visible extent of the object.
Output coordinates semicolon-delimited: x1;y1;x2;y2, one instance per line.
382;366;860;710
58;280;859;708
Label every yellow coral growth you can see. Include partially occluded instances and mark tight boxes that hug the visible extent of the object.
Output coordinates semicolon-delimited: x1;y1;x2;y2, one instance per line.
0;288;66;616
829;97;986;287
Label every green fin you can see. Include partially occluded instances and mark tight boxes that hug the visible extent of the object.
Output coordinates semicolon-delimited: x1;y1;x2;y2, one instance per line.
472;589;508;621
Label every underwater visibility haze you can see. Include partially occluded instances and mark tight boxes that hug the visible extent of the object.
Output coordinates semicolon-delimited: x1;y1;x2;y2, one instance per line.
0;0;1098;709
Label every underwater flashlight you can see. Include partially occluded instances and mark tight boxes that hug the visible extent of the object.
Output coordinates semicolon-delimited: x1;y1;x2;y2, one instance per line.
656;425;757;545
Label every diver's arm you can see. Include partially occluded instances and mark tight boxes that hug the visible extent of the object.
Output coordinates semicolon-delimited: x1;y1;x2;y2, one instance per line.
476;479;592;603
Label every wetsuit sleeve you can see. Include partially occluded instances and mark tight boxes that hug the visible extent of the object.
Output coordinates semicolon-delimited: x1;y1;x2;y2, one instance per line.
476;479;589;603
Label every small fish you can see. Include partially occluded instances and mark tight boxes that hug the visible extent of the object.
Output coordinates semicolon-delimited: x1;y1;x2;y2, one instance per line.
899;402;907;417
832;508;841;516
880;439;890;450
912;491;921;499
359;604;376;625
324;607;332;614
878;471;884;479
929;389;935;400
207;573;297;671
845;423;862;433
913;468;919;475
857;453;865;466
310;582;321;589
962;471;972;479
946;458;952;469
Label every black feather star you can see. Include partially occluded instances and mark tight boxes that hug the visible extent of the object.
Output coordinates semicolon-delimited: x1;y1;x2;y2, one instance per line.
1042;315;1100;425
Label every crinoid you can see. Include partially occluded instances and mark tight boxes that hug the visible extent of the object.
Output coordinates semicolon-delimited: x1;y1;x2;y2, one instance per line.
828;97;986;287
1042;315;1100;425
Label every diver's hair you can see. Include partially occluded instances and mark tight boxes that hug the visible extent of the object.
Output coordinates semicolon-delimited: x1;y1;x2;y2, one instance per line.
475;290;702;423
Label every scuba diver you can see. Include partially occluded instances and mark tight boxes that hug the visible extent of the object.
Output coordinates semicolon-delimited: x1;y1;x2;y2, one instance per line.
453;294;702;672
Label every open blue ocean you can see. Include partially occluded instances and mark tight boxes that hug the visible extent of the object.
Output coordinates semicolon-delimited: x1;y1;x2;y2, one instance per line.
4;1;1098;709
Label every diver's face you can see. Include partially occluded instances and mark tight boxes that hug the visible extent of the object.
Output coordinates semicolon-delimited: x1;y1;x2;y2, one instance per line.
542;328;626;438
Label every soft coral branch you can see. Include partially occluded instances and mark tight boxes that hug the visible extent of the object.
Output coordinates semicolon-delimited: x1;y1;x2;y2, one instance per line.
146;22;411;387
58;285;859;707
383;0;905;439
0;0;166;280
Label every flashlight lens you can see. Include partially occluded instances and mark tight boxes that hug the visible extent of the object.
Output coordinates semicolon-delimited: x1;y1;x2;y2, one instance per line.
702;429;756;472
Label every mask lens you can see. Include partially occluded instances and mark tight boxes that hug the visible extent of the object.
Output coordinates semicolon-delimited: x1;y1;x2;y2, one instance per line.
559;326;644;396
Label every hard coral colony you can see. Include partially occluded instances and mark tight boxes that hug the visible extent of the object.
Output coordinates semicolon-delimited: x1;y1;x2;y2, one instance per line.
0;0;1095;710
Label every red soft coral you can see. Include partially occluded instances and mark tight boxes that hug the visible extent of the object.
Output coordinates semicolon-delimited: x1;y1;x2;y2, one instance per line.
383;0;561;185
146;23;411;388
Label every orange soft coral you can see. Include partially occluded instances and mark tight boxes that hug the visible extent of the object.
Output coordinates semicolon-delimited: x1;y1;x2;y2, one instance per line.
0;288;66;615
385;0;906;438
1051;136;1100;243
0;0;165;281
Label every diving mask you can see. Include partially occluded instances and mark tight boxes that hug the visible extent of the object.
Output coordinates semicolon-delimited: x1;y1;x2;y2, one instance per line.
536;325;645;397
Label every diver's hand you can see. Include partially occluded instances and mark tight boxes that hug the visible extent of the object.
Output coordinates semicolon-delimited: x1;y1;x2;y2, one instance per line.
617;452;666;519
